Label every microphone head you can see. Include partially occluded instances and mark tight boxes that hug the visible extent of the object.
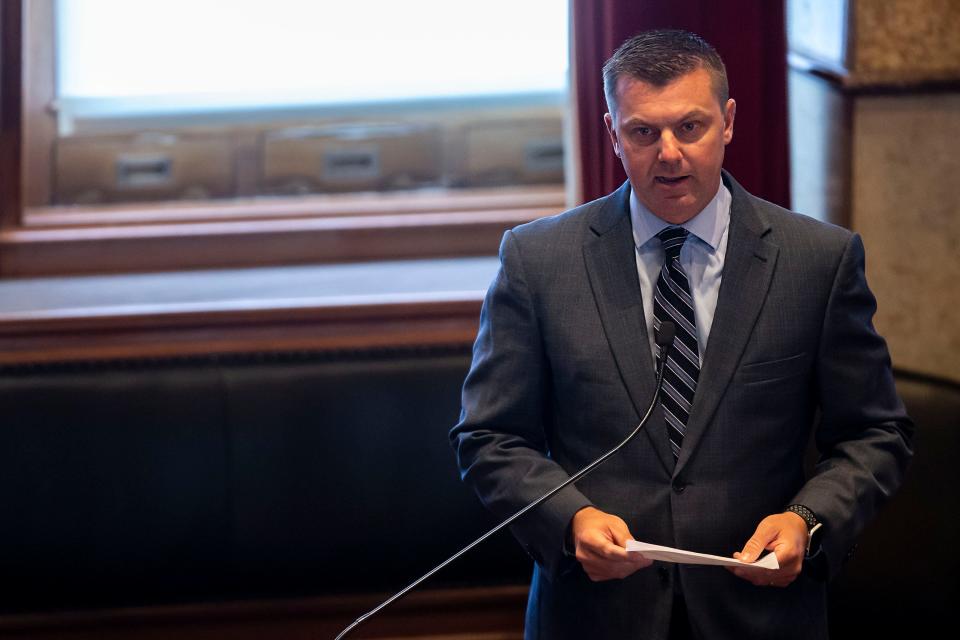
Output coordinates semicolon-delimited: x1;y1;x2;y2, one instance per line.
655;321;676;348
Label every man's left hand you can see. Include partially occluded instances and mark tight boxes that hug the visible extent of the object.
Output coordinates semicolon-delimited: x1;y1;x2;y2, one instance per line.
727;512;808;587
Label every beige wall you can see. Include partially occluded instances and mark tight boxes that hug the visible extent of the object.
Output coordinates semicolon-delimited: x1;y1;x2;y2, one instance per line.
850;93;960;382
846;0;960;382
853;0;960;83
791;0;960;382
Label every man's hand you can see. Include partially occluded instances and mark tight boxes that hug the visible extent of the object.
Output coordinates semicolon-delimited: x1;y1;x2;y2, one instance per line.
571;506;652;581
727;512;808;587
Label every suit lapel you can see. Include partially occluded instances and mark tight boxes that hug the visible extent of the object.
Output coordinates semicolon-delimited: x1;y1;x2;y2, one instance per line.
675;174;779;475
582;183;674;473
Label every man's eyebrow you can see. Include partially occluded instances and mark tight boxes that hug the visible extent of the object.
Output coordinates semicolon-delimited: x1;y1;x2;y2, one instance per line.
620;117;651;128
621;109;713;128
677;108;712;120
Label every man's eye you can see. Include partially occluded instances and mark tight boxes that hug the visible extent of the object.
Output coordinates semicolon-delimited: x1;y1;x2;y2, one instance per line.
677;122;703;137
634;127;652;136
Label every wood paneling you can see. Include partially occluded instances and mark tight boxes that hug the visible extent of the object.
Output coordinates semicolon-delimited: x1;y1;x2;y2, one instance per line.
0;294;484;366
0;586;528;640
23;186;563;227
0;203;551;277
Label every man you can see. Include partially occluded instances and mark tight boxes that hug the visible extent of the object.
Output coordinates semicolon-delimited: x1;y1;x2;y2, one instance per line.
451;30;912;639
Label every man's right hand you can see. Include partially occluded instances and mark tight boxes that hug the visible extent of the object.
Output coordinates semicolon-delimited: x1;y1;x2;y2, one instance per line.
571;506;652;581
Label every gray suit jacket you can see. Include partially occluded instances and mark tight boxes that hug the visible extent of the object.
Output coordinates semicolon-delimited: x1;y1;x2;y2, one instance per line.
451;172;913;639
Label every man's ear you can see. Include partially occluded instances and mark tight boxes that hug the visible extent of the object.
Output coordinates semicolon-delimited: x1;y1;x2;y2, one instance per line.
722;99;736;145
604;112;620;157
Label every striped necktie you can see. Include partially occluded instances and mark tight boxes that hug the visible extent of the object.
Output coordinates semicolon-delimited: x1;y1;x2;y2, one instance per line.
653;226;700;461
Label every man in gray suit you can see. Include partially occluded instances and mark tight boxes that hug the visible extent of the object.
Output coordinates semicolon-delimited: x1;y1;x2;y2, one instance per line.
451;30;912;639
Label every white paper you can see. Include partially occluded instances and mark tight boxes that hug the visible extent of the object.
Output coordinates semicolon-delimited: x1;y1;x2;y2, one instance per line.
626;540;780;570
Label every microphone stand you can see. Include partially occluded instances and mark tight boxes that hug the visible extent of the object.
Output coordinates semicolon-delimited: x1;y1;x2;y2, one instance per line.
334;323;676;639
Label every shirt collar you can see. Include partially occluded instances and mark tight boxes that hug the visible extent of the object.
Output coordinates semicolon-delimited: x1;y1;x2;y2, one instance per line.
630;181;731;251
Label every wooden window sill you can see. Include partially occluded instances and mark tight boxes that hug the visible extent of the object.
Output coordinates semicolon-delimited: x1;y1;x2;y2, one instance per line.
0;256;501;365
1;186;563;277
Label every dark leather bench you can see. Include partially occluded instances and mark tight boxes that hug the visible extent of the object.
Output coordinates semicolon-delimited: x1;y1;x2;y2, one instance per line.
828;372;958;635
0;348;531;614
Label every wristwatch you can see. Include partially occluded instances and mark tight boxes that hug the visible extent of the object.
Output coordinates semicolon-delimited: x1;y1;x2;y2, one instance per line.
786;504;823;557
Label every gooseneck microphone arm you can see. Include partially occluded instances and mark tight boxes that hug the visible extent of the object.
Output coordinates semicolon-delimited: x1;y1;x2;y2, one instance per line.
333;323;676;640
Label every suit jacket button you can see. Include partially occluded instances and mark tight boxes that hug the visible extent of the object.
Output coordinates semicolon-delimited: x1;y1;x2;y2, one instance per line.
672;480;687;494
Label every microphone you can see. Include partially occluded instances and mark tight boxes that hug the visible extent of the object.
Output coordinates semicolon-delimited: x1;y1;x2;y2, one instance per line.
334;322;677;639
655;320;675;353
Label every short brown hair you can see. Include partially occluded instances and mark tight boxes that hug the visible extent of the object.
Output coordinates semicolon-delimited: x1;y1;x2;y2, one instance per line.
602;29;729;115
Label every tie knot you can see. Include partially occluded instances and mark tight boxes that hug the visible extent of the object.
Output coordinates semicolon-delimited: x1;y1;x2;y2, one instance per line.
657;226;689;260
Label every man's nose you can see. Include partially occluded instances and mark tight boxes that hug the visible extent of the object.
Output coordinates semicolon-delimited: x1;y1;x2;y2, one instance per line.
657;131;682;164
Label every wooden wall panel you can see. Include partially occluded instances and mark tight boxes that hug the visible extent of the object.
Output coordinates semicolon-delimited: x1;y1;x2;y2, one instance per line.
0;587;528;640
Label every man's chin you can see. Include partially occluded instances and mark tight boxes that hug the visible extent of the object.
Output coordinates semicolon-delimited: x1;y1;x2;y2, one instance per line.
649;198;701;224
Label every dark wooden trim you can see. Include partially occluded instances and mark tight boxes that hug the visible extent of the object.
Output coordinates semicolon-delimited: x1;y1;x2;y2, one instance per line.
788;52;960;95
0;293;485;365
23;186;565;227
892;367;960;392
0;0;23;230
0;585;528;640
0;205;548;276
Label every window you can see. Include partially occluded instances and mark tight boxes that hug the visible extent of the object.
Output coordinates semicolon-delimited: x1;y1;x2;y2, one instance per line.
52;0;568;206
0;0;570;276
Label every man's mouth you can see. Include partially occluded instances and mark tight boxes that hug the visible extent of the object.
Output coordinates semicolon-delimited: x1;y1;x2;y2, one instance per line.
655;175;690;185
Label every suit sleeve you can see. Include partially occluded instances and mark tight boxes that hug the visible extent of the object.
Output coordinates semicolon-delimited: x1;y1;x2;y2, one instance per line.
450;229;593;579
791;233;914;579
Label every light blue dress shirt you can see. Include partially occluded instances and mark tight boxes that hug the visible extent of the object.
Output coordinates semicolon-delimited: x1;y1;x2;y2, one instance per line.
630;183;732;363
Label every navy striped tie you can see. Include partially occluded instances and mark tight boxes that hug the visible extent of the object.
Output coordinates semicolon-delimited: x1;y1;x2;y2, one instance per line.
653;227;699;461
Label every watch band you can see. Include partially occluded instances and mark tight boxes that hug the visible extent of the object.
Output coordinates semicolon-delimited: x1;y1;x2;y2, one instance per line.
786;504;817;530
786;504;822;556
